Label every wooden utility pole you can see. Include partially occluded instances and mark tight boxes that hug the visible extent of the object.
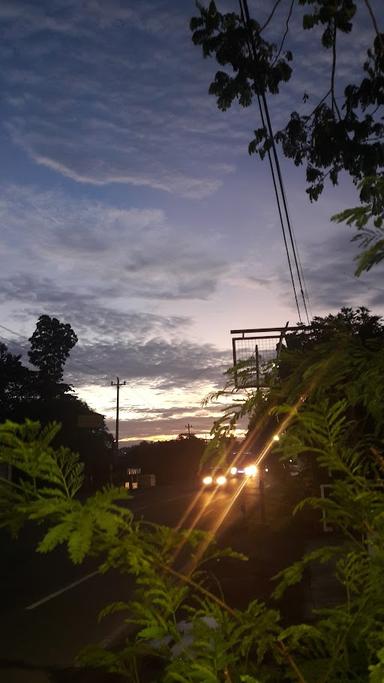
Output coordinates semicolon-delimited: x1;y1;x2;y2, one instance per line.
185;423;193;437
111;376;126;451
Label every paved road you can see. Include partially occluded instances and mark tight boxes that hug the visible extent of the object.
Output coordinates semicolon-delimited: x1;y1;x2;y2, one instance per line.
0;480;258;677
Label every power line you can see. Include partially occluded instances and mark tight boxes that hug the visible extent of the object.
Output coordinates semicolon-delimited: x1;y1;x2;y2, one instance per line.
239;0;311;325
238;0;300;320
0;322;30;340
261;86;310;323
0;322;101;375
0;325;35;367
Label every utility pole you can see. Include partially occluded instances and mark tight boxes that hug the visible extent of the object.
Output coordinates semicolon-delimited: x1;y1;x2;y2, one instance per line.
185;423;193;438
111;376;126;452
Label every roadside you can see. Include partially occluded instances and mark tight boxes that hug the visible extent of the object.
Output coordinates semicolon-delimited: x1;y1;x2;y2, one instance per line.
0;483;242;683
1;480;344;682
209;480;345;623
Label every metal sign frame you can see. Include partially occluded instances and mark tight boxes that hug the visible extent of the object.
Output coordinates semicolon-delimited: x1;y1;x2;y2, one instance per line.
231;324;305;389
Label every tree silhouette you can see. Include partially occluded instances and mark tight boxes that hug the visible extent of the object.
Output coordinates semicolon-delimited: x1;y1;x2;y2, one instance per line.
190;1;383;202
0;319;113;488
191;2;383;274
0;342;31;421
28;315;78;399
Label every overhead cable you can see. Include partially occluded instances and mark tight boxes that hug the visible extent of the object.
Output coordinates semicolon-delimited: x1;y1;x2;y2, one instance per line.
239;0;311;324
0;322;100;375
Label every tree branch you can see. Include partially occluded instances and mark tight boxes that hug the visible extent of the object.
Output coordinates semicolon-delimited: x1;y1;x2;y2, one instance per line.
259;0;285;33
161;560;309;683
363;0;384;52
276;640;308;683
272;0;295;67
307;88;332;119
331;21;342;121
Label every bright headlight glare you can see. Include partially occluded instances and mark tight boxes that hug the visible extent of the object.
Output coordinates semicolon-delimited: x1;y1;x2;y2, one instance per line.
230;466;237;475
244;464;257;477
202;475;213;485
216;475;227;486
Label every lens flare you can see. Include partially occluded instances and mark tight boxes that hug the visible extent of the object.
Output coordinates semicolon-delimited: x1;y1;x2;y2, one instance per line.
168;379;318;579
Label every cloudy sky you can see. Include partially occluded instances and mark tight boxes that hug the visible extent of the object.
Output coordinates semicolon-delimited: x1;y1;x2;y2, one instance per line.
1;0;383;443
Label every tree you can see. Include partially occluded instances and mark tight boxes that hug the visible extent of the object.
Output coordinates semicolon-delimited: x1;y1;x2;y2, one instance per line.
0;342;31;421
284;305;384;350
20;393;114;489
211;307;384;432
0;319;113;488
204;307;384;495
190;1;383;270
28;315;78;398
332;176;384;274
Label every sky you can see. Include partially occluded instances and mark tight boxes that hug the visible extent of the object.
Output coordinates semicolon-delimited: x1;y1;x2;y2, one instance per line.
0;0;383;444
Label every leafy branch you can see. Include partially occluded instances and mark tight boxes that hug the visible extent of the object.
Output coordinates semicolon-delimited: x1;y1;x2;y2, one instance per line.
332;176;384;275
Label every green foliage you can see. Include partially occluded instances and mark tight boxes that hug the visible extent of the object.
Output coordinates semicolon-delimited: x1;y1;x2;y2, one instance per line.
0;420;130;561
369;648;384;683
3;336;384;683
191;3;384;272
332;177;384;275
188;1;384;675
202;308;384;680
0;319;114;489
0;420;287;680
267;398;384;681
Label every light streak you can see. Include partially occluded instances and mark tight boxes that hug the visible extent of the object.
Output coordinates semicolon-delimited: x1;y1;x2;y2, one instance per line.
167;363;325;580
183;478;248;576
169;485;224;564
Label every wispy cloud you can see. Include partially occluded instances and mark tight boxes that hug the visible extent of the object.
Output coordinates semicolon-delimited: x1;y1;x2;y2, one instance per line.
0;275;190;341
0;0;241;198
1;0;381;442
302;233;384;311
7;124;224;199
273;229;384;314
2;0;376;199
0;184;228;301
66;337;228;388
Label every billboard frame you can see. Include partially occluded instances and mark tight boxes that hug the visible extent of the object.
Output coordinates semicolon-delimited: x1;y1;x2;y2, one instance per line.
231;323;305;389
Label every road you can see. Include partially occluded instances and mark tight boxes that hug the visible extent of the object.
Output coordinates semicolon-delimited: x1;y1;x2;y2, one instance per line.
0;480;258;679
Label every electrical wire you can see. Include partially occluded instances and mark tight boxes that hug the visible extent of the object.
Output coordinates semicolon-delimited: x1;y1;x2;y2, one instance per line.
0;322;29;339
238;1;301;322
261;87;310;323
239;0;311;324
0;322;101;375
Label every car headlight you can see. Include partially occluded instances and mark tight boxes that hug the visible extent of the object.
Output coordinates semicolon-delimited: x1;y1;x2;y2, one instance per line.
230;466;237;475
216;475;227;486
244;464;257;477
202;475;213;485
